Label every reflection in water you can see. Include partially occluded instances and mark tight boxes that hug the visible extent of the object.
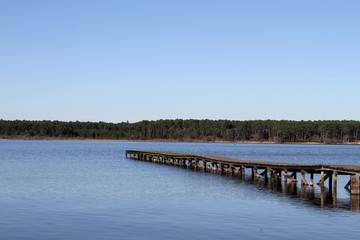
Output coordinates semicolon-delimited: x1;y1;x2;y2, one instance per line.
1;141;359;240
220;171;359;212
351;195;360;211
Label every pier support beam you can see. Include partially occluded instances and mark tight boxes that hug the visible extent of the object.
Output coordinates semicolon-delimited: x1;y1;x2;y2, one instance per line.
317;171;325;186
211;162;216;171
125;150;360;205
219;163;224;174
267;167;274;179
333;171;338;190
229;164;235;174
350;176;360;195
283;169;297;183
252;167;260;179
317;171;332;187
310;173;314;186
301;170;309;186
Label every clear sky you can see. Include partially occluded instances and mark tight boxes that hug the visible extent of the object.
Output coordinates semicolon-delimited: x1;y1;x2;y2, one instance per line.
1;0;359;123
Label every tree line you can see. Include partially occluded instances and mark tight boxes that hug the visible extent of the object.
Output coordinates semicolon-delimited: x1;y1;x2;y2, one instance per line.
1;119;360;143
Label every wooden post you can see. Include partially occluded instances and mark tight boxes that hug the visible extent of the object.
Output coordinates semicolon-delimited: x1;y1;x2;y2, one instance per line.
351;176;360;195
351;195;360;211
284;169;296;182
240;165;245;180
212;162;216;171
333;186;337;209
283;169;288;182
318;171;325;186
301;170;308;186
310;173;314;186
267;167;274;179
328;172;333;192
320;186;325;208
228;163;234;175
194;159;198;169
264;169;268;181
253;167;260;178
290;171;298;182
333;171;338;191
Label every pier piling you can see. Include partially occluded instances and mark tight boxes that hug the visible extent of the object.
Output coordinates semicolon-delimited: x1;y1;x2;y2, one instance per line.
125;150;360;196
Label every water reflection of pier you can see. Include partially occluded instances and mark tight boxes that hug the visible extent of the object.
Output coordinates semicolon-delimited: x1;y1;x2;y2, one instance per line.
249;175;360;211
125;150;360;211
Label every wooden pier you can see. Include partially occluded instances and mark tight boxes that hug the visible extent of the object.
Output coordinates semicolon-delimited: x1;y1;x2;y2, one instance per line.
125;150;360;196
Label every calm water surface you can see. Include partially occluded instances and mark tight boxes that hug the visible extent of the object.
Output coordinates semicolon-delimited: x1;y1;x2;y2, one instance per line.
0;140;359;239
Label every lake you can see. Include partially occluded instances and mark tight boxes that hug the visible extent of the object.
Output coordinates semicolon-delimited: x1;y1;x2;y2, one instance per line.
0;140;359;239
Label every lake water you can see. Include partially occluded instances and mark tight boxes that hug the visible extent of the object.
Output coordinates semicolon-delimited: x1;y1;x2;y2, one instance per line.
0;140;359;239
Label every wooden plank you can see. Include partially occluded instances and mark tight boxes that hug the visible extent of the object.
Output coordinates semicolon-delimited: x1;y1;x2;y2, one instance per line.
126;150;360;175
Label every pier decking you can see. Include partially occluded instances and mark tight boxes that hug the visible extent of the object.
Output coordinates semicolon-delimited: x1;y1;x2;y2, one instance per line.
125;150;360;196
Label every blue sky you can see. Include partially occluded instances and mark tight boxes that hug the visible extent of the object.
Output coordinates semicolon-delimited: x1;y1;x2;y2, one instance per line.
1;0;359;123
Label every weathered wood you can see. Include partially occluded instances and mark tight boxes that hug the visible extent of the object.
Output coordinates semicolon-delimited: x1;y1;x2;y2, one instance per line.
211;162;217;171
351;195;360;211
126;150;360;175
317;171;332;186
310;173;314;186
320;186;325;208
283;169;289;180
333;171;338;190
317;171;325;186
267;167;274;178
301;170;308;186
276;170;282;179
253;167;260;178
228;164;235;174
219;163;224;173
328;173;333;191
290;172;298;182
351;176;360;195
125;150;360;192
283;169;297;182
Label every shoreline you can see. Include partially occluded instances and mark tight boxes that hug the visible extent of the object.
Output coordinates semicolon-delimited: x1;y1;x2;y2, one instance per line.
1;136;359;145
